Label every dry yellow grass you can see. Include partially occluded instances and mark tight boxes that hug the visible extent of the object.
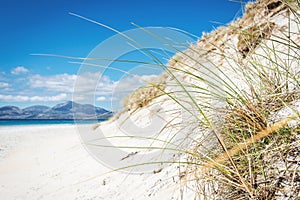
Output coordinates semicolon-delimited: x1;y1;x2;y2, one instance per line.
203;116;295;171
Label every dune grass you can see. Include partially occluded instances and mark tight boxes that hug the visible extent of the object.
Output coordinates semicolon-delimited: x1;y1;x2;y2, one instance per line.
172;1;300;199
109;0;300;198
44;0;300;198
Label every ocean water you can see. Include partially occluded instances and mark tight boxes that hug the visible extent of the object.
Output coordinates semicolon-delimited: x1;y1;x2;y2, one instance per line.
0;119;107;126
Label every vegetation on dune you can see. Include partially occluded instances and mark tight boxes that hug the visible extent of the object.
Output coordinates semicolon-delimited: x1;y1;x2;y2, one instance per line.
175;0;300;199
117;0;300;199
87;0;300;198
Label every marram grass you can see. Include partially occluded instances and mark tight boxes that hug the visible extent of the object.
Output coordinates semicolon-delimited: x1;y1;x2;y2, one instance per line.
43;0;300;199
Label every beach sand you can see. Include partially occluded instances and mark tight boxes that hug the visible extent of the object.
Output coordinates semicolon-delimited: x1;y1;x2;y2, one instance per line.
0;125;107;199
0;124;190;200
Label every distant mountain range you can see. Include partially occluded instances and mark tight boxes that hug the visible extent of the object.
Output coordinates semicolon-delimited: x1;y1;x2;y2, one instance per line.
0;101;113;120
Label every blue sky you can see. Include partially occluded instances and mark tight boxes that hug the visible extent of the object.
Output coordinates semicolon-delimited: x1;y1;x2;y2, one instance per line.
0;0;250;111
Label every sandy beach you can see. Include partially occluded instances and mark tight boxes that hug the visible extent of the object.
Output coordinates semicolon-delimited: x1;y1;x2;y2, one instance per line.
2;1;299;199
0;125;107;199
0;124;191;200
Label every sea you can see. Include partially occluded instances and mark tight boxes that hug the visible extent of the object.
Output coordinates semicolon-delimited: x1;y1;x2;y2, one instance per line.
0;119;107;126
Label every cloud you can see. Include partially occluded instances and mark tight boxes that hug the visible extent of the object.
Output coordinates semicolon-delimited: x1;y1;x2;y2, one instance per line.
29;72;158;95
113;74;158;93
28;73;117;103
4;71;159;105
11;66;29;75
72;73;117;103
30;73;77;92
71;73;158;105
29;73;117;95
0;82;10;88
96;96;106;101
75;73;117;95
0;93;67;102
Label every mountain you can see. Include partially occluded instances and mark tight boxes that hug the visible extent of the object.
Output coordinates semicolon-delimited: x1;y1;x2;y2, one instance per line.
0;101;113;119
0;106;23;116
22;105;51;119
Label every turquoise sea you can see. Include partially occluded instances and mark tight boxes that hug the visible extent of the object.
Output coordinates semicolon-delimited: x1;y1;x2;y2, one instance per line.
0;119;107;126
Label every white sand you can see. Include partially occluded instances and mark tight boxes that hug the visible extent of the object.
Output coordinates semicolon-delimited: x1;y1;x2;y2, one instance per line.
0;125;105;199
0;124;192;200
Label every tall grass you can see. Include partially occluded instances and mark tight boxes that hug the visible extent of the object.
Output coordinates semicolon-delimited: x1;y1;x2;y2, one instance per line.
118;0;300;198
48;0;300;198
175;0;300;199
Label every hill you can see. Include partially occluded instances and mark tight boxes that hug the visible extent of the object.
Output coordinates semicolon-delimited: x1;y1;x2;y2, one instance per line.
0;101;113;119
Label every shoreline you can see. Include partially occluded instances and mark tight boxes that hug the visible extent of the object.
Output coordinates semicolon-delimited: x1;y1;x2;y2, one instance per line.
0;119;103;127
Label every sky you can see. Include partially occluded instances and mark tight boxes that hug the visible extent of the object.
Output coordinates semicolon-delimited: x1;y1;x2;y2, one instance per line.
0;0;251;111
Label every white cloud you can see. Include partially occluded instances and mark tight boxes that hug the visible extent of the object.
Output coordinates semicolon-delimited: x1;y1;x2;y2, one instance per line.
72;73;117;103
27;73;117;103
96;96;106;101
113;74;158;93
70;73;158;105
6;70;157;102
0;82;10;88
11;66;29;75
75;73;117;95
30;73;77;92
29;73;117;95
0;93;67;102
28;72;157;95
